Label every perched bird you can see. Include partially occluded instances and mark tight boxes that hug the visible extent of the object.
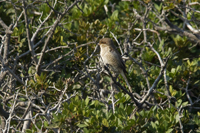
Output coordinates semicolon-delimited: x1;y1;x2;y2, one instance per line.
99;38;132;93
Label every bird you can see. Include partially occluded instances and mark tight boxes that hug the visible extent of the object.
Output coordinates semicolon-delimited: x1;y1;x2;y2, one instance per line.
99;38;132;93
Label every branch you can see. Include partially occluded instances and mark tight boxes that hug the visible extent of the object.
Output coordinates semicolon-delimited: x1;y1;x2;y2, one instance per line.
140;43;169;105
35;0;82;74
22;0;37;64
43;41;95;69
105;66;140;107
154;18;200;43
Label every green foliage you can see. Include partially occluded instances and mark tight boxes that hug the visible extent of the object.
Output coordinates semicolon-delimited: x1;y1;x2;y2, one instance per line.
1;0;200;132
28;73;50;91
46;95;198;132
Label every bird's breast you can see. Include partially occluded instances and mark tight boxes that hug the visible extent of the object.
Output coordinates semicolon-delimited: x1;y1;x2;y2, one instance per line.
100;46;119;67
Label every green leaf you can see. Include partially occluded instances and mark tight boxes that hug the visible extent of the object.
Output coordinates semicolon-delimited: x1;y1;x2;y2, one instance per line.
175;113;179;123
85;97;90;106
158;39;164;52
83;128;89;133
102;118;109;127
111;10;119;20
154;3;162;12
176;99;182;107
25;129;32;133
47;123;60;128
104;0;109;5
118;118;122;126
163;3;175;10
187;60;191;66
77;123;88;128
171;68;176;74
198;112;200;117
166;128;173;133
151;121;157;129
182;101;188;107
127;106;133;114
44;121;48;128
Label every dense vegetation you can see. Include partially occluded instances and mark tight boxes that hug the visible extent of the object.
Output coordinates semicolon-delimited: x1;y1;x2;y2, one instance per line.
0;0;200;132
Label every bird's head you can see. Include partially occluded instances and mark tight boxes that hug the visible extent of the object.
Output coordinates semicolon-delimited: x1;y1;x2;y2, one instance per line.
98;38;114;48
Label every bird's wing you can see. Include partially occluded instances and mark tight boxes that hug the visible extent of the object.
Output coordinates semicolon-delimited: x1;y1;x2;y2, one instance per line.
110;46;127;74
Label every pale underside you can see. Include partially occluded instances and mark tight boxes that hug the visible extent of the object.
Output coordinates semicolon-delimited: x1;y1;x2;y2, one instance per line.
100;44;123;74
99;43;132;93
